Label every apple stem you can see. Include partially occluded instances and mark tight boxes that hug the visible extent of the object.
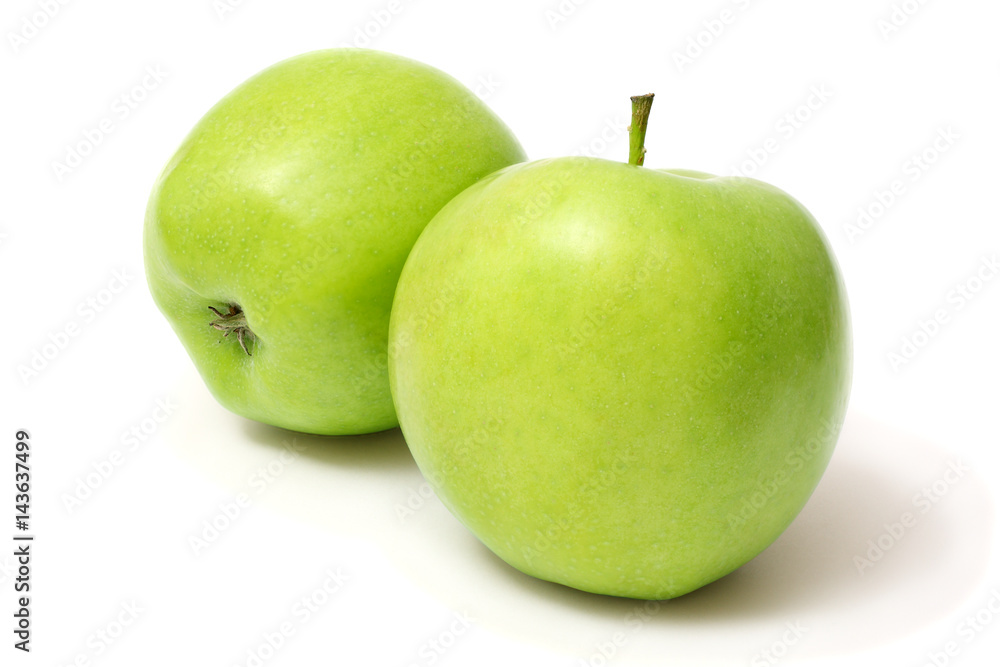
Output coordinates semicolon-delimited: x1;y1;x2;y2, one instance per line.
209;304;256;356
628;93;655;167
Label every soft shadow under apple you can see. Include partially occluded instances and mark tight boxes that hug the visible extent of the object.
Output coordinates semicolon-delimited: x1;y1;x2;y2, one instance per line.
163;378;993;664
394;411;992;662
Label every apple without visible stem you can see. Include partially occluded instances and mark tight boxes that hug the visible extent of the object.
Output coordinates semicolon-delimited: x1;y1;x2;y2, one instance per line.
388;94;851;599
144;49;526;435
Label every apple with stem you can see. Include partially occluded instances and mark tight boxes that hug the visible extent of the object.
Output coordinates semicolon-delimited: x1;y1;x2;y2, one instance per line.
144;49;526;435
389;94;852;599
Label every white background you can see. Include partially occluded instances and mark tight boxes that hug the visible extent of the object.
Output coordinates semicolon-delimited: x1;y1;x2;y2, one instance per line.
3;0;999;665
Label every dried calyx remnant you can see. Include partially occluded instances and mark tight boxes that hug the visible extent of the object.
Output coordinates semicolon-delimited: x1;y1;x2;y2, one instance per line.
209;304;255;356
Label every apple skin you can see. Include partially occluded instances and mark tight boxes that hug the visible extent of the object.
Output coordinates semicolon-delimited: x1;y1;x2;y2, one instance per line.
144;49;526;435
388;157;852;599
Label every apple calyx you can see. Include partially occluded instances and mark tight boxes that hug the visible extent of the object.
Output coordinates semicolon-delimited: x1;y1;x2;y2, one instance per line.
209;304;256;356
627;93;655;167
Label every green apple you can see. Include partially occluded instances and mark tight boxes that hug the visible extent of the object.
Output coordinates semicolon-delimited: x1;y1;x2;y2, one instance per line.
388;95;851;599
144;49;526;435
